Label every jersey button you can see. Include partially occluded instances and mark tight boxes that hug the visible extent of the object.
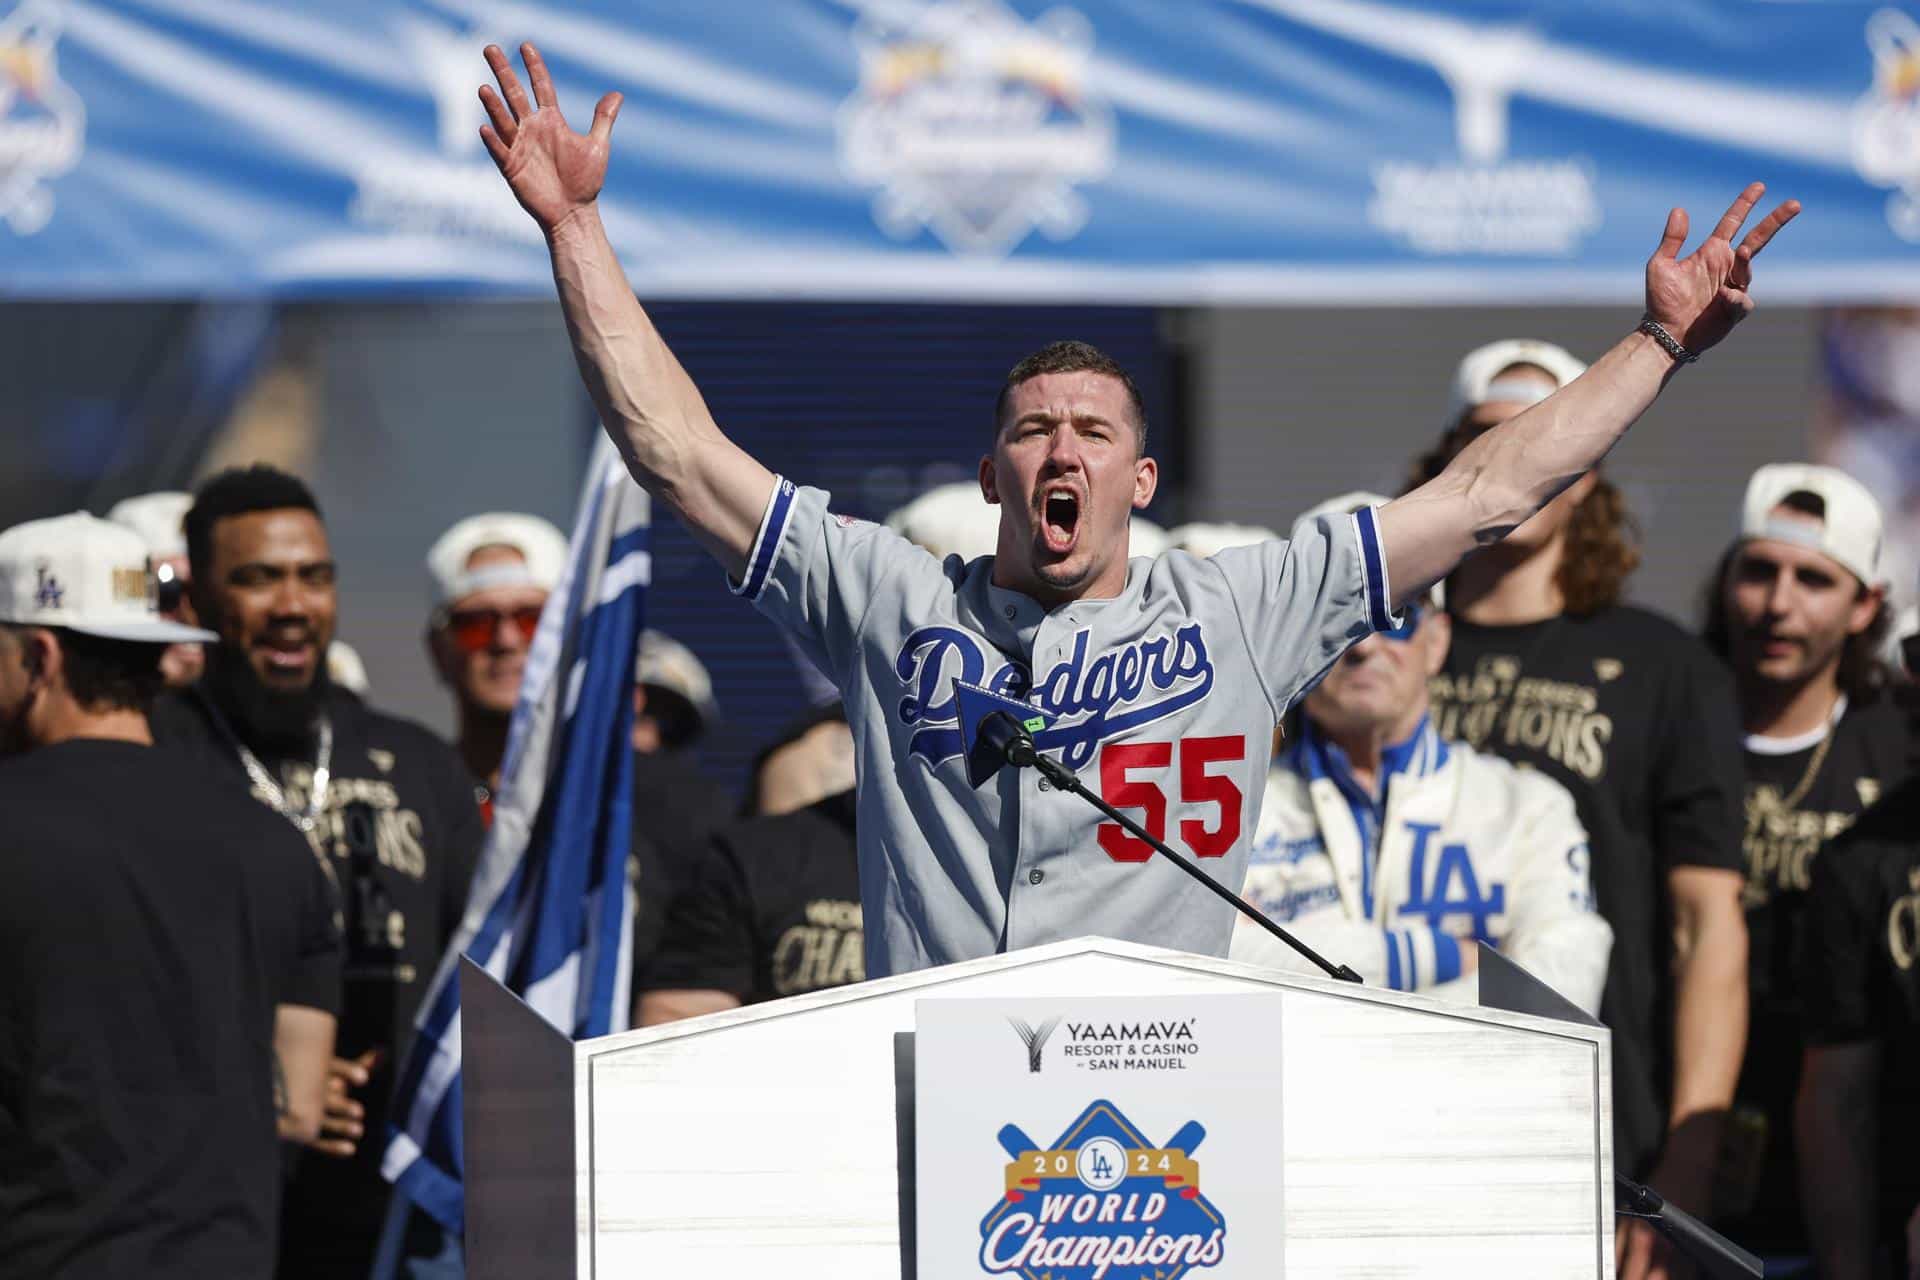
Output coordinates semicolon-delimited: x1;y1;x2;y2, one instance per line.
1028;869;1045;885
1004;605;1016;619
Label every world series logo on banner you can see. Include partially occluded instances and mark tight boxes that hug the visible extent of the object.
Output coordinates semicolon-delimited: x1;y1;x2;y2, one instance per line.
977;1101;1226;1279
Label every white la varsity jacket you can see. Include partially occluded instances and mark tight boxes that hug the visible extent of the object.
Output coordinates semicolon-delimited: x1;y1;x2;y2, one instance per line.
1229;717;1612;1014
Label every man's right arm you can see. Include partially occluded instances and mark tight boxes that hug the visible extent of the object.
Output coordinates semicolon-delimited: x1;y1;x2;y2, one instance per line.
480;44;774;579
1798;1042;1881;1278
1800;830;1893;1277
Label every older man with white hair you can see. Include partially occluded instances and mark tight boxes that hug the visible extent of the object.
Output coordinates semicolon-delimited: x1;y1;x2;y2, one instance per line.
1232;492;1611;1013
424;512;570;815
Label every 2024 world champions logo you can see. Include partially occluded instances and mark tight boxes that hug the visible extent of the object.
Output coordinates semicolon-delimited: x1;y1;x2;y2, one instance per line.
1853;8;1920;242
837;0;1114;257
0;0;84;236
978;1101;1226;1279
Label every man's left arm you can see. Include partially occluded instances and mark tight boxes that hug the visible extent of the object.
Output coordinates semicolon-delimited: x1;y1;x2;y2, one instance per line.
1378;186;1798;602
1663;863;1749;1194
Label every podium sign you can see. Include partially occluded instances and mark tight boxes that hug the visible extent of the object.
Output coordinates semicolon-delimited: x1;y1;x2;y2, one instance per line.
915;995;1289;1280
459;938;1611;1278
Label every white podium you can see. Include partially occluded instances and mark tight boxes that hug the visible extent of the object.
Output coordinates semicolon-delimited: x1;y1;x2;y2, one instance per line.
461;936;1613;1278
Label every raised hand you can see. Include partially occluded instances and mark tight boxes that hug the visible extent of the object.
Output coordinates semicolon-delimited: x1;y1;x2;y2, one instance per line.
1644;182;1800;358
479;43;622;235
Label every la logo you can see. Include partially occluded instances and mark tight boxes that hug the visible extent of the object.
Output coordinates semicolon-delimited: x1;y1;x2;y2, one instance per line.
33;562;62;609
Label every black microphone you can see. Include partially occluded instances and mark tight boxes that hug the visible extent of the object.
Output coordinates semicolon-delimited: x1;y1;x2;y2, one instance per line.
977;711;1361;984
1615;1175;1761;1279
975;708;1037;770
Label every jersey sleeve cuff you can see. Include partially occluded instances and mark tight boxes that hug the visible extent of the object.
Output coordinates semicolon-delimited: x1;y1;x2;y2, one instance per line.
1351;505;1402;635
1384;930;1410;990
728;476;798;603
1430;930;1463;985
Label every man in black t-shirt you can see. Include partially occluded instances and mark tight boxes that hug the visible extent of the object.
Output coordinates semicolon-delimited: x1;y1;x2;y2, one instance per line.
626;628;736;989
640;709;861;1024
0;512;340;1280
151;468;485;1280
1701;463;1909;1261
1798;771;1920;1280
1416;340;1750;1280
639;787;861;1021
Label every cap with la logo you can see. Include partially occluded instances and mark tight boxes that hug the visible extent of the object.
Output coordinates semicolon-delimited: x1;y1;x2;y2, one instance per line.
0;512;217;644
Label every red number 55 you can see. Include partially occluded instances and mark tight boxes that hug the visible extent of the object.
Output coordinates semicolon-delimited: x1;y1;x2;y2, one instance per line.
1095;735;1246;863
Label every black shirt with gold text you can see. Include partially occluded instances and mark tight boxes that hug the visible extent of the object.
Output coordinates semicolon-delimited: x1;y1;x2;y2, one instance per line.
1431;605;1745;1182
152;684;484;1279
644;789;862;1004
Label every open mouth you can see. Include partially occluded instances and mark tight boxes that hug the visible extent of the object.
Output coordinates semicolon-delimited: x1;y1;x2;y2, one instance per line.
257;634;316;677
1041;488;1081;555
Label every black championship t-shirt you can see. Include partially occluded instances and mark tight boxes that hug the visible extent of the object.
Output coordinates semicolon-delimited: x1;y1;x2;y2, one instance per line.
628;749;739;988
1724;693;1909;1249
0;739;339;1280
152;685;484;1278
1430;605;1746;1180
643;789;863;1003
1804;778;1920;1261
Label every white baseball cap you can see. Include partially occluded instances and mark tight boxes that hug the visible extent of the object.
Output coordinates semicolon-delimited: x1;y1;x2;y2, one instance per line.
426;513;568;609
0;512;216;644
1447;339;1589;421
1739;463;1886;587
885;483;1000;560
1164;521;1278;557
634;629;719;736
1128;516;1168;558
327;639;371;695
105;491;193;561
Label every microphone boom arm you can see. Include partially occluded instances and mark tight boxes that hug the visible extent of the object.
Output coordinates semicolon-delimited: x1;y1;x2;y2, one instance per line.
1009;725;1361;984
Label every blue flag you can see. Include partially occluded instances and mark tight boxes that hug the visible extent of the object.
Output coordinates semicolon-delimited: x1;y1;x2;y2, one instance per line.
380;438;649;1233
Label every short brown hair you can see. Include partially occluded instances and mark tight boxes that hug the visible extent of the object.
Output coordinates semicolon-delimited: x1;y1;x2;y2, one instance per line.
995;340;1148;451
0;624;164;716
1407;422;1641;616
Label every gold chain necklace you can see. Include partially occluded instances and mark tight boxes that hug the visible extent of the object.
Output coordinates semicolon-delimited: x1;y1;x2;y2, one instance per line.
1775;724;1836;812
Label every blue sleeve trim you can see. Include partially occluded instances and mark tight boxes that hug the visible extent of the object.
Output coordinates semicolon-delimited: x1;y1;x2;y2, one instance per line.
1354;505;1395;634
730;477;795;603
1431;930;1463;984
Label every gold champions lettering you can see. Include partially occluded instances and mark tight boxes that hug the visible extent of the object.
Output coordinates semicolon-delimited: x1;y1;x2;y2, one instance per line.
269;765;429;881
1890;868;1920;973
771;898;863;996
1431;662;1613;781
1742;786;1867;908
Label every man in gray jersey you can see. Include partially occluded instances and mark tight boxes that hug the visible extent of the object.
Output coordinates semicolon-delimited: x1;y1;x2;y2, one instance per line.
475;42;1798;980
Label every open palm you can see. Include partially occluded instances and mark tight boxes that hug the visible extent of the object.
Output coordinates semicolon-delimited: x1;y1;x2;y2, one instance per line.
1644;182;1800;357
479;43;622;233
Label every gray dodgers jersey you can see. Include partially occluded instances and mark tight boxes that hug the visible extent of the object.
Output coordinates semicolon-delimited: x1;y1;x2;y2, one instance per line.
736;478;1396;978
